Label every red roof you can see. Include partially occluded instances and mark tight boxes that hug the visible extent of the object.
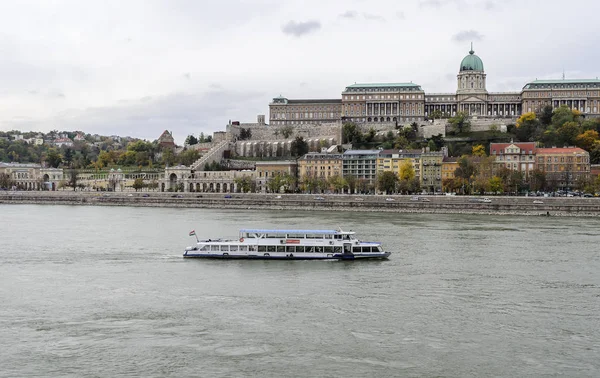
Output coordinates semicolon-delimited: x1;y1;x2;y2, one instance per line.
536;147;588;154
490;142;536;155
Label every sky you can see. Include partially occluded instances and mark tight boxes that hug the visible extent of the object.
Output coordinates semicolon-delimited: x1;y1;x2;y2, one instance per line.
1;0;599;144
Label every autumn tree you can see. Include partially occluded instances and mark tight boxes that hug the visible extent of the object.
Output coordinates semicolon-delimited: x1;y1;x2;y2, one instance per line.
472;144;486;157
574;130;599;151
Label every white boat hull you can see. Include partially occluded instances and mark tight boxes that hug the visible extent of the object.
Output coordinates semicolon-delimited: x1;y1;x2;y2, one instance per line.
183;251;391;260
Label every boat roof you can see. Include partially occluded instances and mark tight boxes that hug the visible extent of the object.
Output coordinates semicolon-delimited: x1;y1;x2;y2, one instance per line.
240;229;355;235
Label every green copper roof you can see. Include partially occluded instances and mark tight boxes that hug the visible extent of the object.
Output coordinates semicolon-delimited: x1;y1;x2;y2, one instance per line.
459;45;484;72
528;79;600;84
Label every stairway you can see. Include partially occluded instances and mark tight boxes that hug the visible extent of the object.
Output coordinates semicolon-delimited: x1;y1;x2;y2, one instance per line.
190;140;230;171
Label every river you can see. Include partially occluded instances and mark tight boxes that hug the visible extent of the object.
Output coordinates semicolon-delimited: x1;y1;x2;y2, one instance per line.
0;204;598;377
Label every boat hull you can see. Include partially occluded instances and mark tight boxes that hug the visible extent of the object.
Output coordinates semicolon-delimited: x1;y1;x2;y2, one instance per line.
183;252;391;260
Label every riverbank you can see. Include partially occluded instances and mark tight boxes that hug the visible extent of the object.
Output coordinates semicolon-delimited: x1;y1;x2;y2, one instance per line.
2;191;600;217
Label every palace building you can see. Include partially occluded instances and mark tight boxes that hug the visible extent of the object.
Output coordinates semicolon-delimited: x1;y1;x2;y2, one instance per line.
269;46;600;125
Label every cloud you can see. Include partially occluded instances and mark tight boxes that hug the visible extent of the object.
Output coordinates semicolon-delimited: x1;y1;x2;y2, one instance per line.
452;30;484;43
363;13;385;22
339;10;357;19
396;11;406;20
281;20;321;37
419;0;444;8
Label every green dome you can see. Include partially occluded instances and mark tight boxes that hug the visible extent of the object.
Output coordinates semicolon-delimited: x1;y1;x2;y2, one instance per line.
459;48;484;72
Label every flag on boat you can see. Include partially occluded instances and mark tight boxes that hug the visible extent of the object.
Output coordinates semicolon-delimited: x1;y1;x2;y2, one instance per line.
189;230;196;236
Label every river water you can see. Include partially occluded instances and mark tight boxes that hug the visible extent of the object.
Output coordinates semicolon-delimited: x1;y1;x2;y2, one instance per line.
0;204;598;377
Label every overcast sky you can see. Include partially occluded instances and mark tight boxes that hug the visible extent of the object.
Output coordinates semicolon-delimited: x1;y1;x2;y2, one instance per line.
1;0;599;143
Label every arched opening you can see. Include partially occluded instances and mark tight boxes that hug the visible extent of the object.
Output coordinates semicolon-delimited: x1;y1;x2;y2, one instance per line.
216;183;221;192
161;182;165;192
196;183;200;192
169;173;178;191
209;183;214;192
189;183;194;192
203;183;207;192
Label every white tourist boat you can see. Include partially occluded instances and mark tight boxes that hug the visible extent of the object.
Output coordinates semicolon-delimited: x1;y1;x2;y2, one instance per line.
183;229;391;260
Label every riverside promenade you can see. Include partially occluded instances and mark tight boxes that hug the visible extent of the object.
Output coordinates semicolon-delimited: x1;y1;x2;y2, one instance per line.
2;191;600;217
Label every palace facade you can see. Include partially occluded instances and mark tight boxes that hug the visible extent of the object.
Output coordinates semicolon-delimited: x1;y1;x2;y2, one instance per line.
269;46;600;125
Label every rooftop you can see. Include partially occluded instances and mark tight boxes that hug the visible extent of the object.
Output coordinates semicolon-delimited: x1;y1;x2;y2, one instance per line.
346;83;420;88
536;147;588;154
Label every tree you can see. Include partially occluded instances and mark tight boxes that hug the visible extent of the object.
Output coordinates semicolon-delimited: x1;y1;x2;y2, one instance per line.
67;168;78;191
239;128;252;140
280;125;294;139
290;136;309;158
529;169;546;192
0;173;13;189
538;105;553;127
132;178;145;192
489;176;503;194
63;148;73;167
266;173;286;193
345;175;358;194
455;156;477;194
234;176;253;193
556;121;581;146
45;148;62;168
178;149;200;166
327;175;346;194
515;112;540;142
342;122;363;144
551;105;579;129
429;110;444;120
399;160;415;181
448;111;471;134
472;144;486;157
574;130;599;151
377;171;400;194
185;135;198;145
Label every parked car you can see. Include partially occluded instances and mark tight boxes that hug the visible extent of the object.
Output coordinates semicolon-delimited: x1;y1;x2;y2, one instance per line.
385;198;395;202
224;195;232;198
481;198;492;203
275;195;282;199
354;197;364;201
142;194;150;197
533;200;544;204
314;196;325;200
421;198;431;202
410;196;420;201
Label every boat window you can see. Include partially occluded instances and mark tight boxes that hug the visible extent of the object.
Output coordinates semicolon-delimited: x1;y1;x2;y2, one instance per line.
239;245;248;252
257;246;266;252
210;245;219;252
267;245;276;252
286;246;296;253
324;246;333;253
220;245;229;252
199;245;210;251
230;245;239;252
377;246;383;252
277;246;285;252
305;246;315;253
352;247;361;253
315;246;323;253
266;233;280;238
306;234;322;239
334;235;342;240
324;235;332;239
287;234;304;239
334;246;342;253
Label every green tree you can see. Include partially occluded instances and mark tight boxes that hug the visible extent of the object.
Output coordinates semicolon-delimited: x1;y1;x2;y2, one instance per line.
345;175;358;194
455;156;477;194
448;111;471;134
327;175;346;194
515;112;540;142
178;149;200;166
45;148;63;168
538;105;554;127
132;177;145;192
185;134;199;145
557;121;581;146
234;176;253;193
0;173;13;189
342;122;363;144
290;136;309;158
67;168;78;191
377;171;398;194
267;173;285;193
280;125;294;139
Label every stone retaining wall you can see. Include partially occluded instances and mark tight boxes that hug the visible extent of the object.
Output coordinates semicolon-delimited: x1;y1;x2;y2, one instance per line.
2;192;599;217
